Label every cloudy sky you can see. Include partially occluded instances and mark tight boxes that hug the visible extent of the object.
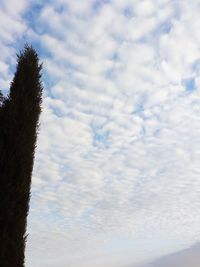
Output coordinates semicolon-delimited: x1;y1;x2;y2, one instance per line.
1;0;200;266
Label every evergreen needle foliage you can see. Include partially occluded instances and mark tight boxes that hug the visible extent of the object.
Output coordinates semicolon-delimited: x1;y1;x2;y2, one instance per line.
0;45;43;266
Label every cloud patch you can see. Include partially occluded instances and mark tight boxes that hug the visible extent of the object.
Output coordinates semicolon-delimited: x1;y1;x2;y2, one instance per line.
1;0;200;267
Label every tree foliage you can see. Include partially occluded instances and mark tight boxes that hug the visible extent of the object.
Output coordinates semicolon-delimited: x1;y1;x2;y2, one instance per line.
0;45;43;266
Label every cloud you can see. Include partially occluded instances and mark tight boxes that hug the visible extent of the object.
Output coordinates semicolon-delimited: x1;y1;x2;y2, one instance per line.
0;0;29;92
1;0;200;266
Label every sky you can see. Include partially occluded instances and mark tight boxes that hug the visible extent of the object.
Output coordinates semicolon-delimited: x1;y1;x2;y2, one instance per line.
1;0;200;266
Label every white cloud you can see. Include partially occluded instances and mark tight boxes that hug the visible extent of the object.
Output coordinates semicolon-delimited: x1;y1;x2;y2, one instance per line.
28;0;200;264
1;0;200;266
0;0;28;92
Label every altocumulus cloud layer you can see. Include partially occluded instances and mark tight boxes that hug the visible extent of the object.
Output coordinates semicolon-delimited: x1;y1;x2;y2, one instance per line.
1;0;200;266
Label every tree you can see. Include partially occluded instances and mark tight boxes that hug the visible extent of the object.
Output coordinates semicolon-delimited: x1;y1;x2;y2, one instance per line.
0;91;4;104
0;45;43;266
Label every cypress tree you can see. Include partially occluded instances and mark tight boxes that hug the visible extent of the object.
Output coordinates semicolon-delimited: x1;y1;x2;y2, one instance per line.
0;45;43;266
0;91;4;104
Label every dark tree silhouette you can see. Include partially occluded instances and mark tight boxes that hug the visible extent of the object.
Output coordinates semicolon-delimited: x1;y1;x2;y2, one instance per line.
0;45;43;266
0;91;4;104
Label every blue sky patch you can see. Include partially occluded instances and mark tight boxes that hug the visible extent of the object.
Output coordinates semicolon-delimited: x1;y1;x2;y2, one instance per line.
182;77;196;92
